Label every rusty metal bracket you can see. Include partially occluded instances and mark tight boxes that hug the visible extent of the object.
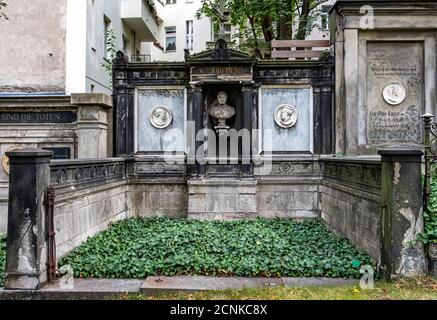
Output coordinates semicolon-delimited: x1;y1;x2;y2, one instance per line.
45;186;57;282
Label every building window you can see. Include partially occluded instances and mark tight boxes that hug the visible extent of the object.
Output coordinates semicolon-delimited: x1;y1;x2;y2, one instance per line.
321;5;332;31
165;26;176;52
186;20;194;50
166;0;176;4
103;15;112;59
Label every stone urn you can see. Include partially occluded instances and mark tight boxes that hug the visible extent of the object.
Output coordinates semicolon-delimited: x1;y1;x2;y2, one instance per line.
427;242;437;276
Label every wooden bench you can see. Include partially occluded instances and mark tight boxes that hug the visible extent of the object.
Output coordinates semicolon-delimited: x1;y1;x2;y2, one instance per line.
271;40;332;60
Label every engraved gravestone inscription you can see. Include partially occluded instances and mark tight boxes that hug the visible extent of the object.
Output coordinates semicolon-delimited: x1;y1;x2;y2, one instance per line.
366;42;423;144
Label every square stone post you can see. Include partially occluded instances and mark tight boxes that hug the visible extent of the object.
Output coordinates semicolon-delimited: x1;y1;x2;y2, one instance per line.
4;149;52;290
378;148;427;279
188;82;205;177
71;93;113;159
241;81;254;176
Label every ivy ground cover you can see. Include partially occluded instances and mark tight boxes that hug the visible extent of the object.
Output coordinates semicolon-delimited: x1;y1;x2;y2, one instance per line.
59;218;374;279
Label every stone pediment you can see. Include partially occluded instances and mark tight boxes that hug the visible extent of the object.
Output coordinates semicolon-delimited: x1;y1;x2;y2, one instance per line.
187;39;256;82
185;39;256;65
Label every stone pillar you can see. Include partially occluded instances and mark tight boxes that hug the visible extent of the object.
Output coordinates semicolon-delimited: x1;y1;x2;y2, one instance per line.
241;81;254;176
378;148;427;279
189;82;204;177
4;149;52;290
113;51;134;157
71;93;112;159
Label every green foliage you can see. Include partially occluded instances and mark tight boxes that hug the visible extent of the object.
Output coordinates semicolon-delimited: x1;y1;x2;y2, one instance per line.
197;0;327;56
101;29;117;82
418;177;437;244
59;218;375;280
0;236;6;287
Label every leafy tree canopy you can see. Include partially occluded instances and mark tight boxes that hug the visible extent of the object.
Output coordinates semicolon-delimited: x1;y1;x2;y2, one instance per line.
197;0;329;57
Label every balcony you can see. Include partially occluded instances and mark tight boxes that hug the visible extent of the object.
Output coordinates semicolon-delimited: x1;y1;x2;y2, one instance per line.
131;54;151;63
121;0;160;43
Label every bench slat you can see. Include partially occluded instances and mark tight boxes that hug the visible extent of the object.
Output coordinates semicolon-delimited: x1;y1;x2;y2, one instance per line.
271;40;331;48
271;50;327;58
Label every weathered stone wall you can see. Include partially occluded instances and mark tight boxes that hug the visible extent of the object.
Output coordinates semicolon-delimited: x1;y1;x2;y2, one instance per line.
0;0;67;93
50;159;128;257
320;157;382;260
256;158;321;219
127;181;188;218
0;97;76;235
54;181;128;258
0;95;113;235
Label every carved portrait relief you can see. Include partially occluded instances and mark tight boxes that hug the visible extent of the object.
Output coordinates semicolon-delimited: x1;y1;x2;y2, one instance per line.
274;104;298;129
2;146;25;175
382;83;407;106
149;106;173;129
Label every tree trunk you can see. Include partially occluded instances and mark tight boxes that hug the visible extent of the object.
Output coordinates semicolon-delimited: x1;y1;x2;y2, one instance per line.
260;15;274;43
295;0;311;40
248;16;263;58
278;17;293;40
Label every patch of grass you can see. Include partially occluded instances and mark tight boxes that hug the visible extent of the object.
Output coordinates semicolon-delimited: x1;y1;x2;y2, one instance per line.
122;277;437;300
0;236;5;287
59;218;375;279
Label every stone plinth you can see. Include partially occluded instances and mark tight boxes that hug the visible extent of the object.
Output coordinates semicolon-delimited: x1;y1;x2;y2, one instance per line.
378;148;427;278
188;178;257;220
71;93;112;158
4;149;52;290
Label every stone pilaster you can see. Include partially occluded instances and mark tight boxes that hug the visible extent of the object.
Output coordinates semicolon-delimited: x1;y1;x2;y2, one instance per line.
4;149;52;290
241;81;255;176
71;93;112;159
189;82;205;177
378;148;427;278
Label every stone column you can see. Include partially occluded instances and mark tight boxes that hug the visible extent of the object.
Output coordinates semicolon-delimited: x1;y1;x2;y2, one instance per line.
241;81;254;176
71;93;112;159
4;149;52;290
189;82;204;177
378;148;427;279
113;51;134;157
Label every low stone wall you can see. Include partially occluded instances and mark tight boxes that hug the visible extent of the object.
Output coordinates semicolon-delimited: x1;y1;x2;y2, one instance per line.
2;150;428;289
0;94;113;235
127;180;188;218
50;159;128;257
320;157;382;260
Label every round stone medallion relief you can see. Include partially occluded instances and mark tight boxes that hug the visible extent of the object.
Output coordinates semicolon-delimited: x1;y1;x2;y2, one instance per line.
2;146;25;175
274;104;298;129
382;83;406;106
149;106;173;129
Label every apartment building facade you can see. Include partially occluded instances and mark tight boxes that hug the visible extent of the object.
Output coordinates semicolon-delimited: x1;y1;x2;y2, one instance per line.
0;0;159;95
142;0;213;62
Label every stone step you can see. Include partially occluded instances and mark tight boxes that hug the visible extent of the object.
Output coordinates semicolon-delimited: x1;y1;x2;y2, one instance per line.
140;276;358;294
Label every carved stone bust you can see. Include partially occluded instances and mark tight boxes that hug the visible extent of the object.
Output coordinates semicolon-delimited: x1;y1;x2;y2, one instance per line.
274;105;298;129
150;106;172;129
209;91;236;135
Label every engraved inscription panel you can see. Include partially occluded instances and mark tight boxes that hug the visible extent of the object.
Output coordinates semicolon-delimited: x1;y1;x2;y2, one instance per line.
367;42;423;144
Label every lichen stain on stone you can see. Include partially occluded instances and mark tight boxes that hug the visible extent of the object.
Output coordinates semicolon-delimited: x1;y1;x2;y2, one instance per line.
396;207;426;276
17;248;33;272
32;225;38;237
393;162;401;185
